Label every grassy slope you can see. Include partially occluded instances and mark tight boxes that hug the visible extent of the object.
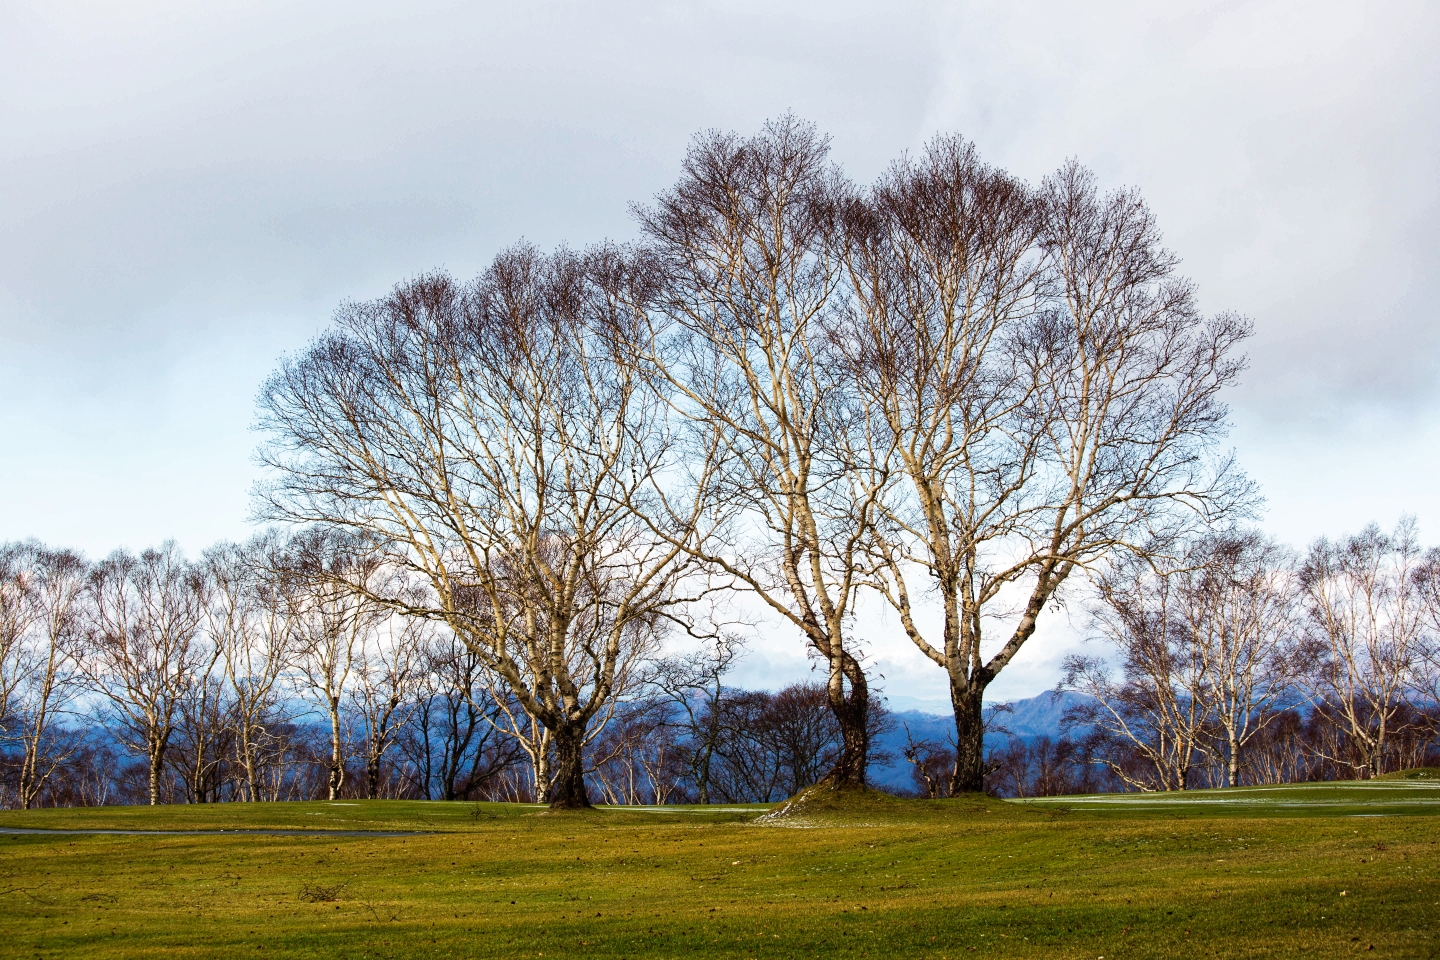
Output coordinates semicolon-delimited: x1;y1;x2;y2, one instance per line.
0;786;1435;959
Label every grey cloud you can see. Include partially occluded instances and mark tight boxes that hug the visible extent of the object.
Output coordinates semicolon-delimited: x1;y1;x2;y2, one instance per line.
2;0;1437;588
918;2;1440;421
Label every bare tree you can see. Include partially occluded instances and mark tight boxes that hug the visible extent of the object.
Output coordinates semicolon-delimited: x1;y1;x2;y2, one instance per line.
1301;520;1427;778
636;117;884;789
706;690;788;802
1066;532;1304;790
2;544;88;808
205;537;292;802
647;634;743;803
902;725;956;799
171;557;228;803
397;630;522;800
256;245;711;808
170;646;227;803
1411;545;1440;716
986;735;1098;798
83;543;208;805
837;141;1251;792
587;697;684;805
276;528;387;801
0;543;40;740
1064;553;1210;791
1171;532;1306;786
351;609;426;798
765;682;855;796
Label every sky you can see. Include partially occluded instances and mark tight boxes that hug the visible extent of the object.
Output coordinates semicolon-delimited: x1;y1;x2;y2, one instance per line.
3;0;1438;707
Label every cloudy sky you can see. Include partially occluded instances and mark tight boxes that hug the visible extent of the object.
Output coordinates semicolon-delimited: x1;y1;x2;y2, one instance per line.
3;0;1437;705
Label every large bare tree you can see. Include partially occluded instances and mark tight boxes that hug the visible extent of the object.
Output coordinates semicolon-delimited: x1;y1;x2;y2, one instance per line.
257;245;710;808
635;117;884;788
837;141;1252;792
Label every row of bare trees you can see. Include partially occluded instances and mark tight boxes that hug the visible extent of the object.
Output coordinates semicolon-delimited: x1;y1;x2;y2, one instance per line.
4;519;1439;806
254;116;1251;805
0;533;539;807
1062;519;1440;790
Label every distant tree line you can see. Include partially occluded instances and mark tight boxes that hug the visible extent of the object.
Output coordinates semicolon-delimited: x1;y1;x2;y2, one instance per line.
5;117;1434;808
2;522;1438;808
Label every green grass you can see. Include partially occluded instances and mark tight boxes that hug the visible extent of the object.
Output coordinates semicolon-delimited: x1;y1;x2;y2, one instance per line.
0;798;764;834
1014;778;1440;818
1377;766;1440;781
1;782;1437;958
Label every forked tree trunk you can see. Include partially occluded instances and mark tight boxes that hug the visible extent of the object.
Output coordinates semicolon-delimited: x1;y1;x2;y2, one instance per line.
547;725;590;810
822;651;870;790
20;742;48;809
19;753;40;810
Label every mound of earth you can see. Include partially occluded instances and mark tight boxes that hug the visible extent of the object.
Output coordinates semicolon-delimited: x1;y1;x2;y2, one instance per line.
753;784;1013;827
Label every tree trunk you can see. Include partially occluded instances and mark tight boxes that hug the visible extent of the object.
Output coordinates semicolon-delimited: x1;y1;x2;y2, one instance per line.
19;747;40;809
547;725;590;810
950;684;987;795
1371;720;1387;779
327;698;345;800
367;748;382;799
1227;730;1240;788
191;749;208;803
148;739;165;806
821;651;869;789
696;742;713;805
239;729;259;803
532;730;553;804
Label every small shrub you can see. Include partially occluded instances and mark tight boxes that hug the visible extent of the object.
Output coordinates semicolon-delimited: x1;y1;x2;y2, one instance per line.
298;881;348;903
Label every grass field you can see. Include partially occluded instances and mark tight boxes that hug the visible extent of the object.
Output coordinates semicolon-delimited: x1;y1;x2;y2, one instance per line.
1;780;1437;959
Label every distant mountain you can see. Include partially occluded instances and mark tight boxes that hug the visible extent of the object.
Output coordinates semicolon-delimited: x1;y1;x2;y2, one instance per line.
991;690;1089;739
869;690;1092;793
